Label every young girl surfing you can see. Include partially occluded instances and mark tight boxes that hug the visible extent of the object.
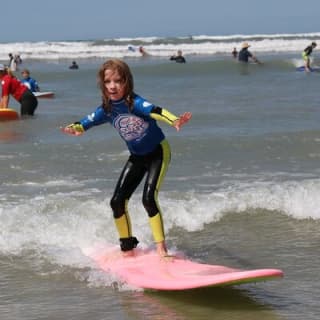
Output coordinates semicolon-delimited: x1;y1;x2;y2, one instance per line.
62;59;192;258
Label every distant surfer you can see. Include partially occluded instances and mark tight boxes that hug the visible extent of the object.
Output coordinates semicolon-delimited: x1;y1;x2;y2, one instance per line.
8;53;17;71
21;69;40;92
69;61;79;70
127;46;149;57
128;45;135;52
238;42;261;64
170;50;186;63
232;47;238;58
139;46;148;57
302;42;317;72
0;64;38;116
62;59;192;258
8;53;22;71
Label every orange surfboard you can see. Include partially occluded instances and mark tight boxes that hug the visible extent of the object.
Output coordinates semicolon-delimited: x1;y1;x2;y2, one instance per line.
0;108;19;121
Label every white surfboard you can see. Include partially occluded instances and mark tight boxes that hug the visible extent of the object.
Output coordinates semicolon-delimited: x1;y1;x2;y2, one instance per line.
33;91;55;98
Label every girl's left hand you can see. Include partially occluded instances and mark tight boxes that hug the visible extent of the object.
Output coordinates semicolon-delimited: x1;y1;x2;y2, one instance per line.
173;112;192;131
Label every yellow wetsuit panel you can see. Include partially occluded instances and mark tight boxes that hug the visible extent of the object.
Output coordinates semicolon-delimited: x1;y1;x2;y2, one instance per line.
150;108;179;126
148;139;171;243
114;200;132;238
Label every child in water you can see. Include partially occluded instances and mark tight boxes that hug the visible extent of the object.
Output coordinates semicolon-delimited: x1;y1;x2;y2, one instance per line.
62;59;192;257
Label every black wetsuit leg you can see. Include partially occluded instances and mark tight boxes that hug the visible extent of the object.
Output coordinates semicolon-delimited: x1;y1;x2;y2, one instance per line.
110;156;146;219
142;144;165;217
20;90;38;116
110;141;170;249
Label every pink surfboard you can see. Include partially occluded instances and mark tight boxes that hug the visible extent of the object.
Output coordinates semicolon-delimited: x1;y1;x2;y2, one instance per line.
84;246;283;291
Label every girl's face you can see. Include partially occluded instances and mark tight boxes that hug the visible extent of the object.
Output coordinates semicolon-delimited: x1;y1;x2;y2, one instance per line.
104;69;125;101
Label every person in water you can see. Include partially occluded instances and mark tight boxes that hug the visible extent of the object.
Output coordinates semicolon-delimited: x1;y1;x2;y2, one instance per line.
238;42;261;64
231;47;238;58
0;64;38;116
69;61;79;69
138;46;148;57
62;59;192;257
170;50;186;63
21;69;40;92
302;42;317;72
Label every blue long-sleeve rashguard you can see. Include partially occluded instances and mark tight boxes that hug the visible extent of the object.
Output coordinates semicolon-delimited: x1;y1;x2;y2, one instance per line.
79;94;165;155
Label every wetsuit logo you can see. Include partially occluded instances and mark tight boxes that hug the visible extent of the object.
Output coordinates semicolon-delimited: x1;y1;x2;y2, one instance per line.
114;114;149;141
142;101;152;108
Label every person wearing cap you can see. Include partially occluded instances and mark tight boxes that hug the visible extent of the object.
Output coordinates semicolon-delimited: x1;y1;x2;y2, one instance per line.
238;42;261;64
302;42;317;72
0;64;38;116
21;69;40;92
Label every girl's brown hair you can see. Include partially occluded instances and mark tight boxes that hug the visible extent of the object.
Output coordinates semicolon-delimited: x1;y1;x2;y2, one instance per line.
98;59;134;112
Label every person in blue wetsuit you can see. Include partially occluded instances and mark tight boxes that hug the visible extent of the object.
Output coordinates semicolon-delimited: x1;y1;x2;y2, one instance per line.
62;59;192;258
238;42;261;64
21;69;40;92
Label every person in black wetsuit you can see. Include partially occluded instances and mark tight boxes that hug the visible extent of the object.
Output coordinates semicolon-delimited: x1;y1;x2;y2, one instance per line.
238;42;261;64
69;61;79;70
170;50;186;63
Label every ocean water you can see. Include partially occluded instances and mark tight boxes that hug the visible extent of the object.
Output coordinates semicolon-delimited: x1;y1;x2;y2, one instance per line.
1;34;320;319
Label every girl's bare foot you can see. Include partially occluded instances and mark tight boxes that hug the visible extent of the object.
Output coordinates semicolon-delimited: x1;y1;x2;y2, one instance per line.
122;249;135;258
156;241;175;260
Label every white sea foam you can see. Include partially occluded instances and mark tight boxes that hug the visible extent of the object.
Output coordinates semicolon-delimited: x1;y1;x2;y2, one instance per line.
1;177;319;254
0;32;319;61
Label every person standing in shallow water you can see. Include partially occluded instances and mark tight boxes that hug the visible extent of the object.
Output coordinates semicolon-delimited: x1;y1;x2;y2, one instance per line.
0;64;38;116
232;47;238;58
170;50;186;63
21;69;40;92
302;42;317;72
62;59;192;258
69;61;79;69
238;42;261;64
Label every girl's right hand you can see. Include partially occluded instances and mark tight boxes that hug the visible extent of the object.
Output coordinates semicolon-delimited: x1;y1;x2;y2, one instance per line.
61;123;84;136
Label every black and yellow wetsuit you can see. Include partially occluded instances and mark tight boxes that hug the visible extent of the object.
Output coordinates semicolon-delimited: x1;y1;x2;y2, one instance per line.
69;93;179;251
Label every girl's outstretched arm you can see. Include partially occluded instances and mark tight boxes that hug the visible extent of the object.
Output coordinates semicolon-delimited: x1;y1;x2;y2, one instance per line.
150;107;192;131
